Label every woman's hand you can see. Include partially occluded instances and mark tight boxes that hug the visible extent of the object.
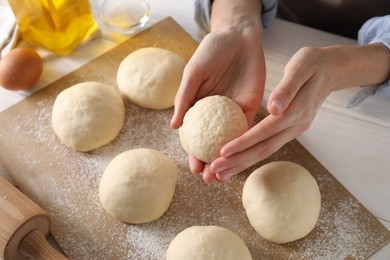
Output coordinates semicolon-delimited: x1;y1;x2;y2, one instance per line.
211;47;334;182
211;43;390;183
170;0;266;184
170;26;265;129
171;26;266;184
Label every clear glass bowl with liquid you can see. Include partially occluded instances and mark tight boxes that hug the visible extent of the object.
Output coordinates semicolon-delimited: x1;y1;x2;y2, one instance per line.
99;0;151;35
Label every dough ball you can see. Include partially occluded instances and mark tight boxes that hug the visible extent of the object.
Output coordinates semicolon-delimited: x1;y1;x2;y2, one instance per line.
242;161;321;244
99;148;178;224
52;81;125;152
166;226;252;260
179;95;248;163
117;47;186;110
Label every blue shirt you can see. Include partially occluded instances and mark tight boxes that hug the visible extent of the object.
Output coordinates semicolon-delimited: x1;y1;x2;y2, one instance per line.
194;1;390;94
358;15;390;96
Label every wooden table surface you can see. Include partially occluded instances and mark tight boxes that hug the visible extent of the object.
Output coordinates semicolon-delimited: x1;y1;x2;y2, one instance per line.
0;0;389;259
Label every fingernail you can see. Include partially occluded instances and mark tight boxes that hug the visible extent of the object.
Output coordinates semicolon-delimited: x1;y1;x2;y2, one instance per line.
220;148;233;158
270;99;283;113
214;166;227;174
220;172;234;183
203;174;217;184
169;117;176;128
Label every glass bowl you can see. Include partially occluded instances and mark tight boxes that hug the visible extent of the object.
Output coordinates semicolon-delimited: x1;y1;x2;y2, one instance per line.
99;0;151;35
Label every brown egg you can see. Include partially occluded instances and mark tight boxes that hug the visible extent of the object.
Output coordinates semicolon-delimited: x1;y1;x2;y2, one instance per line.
0;47;43;91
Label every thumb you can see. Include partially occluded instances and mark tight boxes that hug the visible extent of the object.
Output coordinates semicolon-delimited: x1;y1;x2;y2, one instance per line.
268;69;311;116
267;79;294;116
170;64;203;129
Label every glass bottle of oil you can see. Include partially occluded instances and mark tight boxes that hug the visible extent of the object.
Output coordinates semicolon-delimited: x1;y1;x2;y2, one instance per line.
8;0;99;56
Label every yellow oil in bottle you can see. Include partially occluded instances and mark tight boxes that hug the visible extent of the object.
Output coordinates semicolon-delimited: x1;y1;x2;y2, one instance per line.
8;0;99;55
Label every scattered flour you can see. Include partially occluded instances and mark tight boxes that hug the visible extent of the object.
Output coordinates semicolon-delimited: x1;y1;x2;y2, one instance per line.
3;97;389;260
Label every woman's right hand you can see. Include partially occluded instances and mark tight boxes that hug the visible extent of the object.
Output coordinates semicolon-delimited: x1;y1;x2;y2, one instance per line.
170;0;266;183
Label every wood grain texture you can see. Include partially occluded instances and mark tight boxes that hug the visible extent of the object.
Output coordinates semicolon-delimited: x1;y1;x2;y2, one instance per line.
0;175;50;259
0;17;389;259
19;230;68;260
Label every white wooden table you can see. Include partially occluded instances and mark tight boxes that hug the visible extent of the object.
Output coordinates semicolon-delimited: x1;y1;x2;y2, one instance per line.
1;0;389;258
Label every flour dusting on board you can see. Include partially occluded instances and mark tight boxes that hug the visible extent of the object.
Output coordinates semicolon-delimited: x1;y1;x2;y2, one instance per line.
6;95;389;260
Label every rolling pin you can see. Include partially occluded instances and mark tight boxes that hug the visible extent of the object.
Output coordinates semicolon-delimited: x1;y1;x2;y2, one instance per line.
0;175;68;259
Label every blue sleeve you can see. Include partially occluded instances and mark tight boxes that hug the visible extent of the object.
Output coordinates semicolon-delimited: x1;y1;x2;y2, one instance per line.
358;15;390;49
358;15;390;97
194;0;278;37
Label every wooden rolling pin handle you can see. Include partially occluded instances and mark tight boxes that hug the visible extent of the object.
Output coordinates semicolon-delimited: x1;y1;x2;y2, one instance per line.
19;229;68;260
0;175;68;259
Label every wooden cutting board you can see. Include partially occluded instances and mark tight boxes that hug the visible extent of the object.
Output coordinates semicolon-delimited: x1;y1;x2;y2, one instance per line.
0;17;389;259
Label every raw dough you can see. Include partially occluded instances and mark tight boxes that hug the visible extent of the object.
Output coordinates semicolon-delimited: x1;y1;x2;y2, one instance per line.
179;95;248;163
117;47;186;110
242;161;321;244
99;148;178;224
166;226;252;260
52;81;125;152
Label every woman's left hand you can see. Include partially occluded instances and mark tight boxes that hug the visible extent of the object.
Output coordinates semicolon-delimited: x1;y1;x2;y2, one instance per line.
210;46;340;182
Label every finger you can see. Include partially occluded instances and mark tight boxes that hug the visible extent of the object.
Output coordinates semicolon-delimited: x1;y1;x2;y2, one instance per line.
170;64;203;129
268;52;314;115
220;114;289;158
202;164;218;184
212;155;250;179
215;125;297;177
211;157;240;183
243;108;259;128
216;170;238;184
188;152;204;175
